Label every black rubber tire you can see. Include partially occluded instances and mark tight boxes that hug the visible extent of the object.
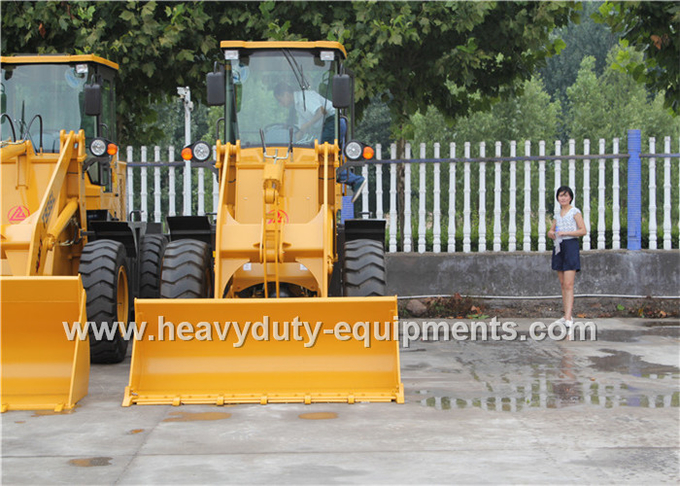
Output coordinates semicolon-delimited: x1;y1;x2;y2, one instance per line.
342;239;387;297
138;234;168;299
160;239;213;299
79;239;131;364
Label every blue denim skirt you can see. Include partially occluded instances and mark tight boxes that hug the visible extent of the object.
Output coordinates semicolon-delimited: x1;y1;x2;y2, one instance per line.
552;238;581;272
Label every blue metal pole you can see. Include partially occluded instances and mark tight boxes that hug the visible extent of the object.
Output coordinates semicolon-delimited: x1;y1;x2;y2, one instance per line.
627;129;642;250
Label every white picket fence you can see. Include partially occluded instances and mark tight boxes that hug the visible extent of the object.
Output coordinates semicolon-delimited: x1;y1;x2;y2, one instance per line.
125;136;680;253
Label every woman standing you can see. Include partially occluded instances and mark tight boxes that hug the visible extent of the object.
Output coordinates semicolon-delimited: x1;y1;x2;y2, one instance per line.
547;186;587;328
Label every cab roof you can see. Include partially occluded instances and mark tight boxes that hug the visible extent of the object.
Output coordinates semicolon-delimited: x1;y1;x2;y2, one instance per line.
220;41;347;58
0;54;119;71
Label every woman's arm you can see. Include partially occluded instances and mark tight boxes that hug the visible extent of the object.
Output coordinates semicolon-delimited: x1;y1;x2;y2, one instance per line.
547;219;557;240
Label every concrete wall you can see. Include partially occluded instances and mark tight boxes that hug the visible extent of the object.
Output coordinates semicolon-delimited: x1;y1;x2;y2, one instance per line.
386;250;680;297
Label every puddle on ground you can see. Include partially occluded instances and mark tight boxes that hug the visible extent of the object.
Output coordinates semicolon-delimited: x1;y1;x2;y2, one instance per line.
162;411;231;422
299;412;338;420
68;457;112;467
589;349;680;375
128;429;144;434
420;360;679;412
421;386;679;411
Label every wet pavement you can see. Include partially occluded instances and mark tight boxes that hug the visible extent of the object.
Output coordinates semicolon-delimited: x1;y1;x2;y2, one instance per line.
2;318;678;484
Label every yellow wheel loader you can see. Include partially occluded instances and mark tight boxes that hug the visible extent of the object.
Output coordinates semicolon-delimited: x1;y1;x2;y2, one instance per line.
125;41;403;406
1;55;166;411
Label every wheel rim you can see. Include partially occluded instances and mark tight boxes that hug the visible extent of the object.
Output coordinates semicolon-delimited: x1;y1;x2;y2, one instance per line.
116;266;129;325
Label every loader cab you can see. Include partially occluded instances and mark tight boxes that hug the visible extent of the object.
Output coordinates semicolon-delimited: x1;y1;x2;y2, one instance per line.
0;55;118;153
207;41;351;149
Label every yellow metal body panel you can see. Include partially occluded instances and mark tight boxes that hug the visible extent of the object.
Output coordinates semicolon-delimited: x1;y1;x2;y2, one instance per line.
0;277;89;412
124;297;402;405
1;132;88;277
0;54;119;70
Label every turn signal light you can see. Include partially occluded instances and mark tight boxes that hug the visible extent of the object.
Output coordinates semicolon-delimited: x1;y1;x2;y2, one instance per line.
181;147;193;160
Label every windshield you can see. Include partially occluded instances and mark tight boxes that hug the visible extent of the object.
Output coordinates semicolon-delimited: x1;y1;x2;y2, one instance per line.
1;63;95;152
228;50;338;148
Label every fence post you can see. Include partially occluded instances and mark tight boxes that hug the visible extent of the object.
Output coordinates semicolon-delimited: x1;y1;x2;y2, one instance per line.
597;139;606;249
140;146;148;222
375;144;383;220
582;139;591;250
389;143;398;253
404;143;412;252
612;139;621;249
418;143;427;252
508;141;517;252
126;146;134;218
154;146;162;223
523;141;531;252
168;146;176;217
448;143;456;252
198;163;205;217
433;143;441;253
663;136;672;249
648;137;657;249
463;142;471;252
493;141;502;252
627;129;642;250
478;142;487;252
538;141;546;252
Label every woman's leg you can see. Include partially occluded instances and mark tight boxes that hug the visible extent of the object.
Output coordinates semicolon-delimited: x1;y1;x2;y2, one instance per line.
561;270;576;321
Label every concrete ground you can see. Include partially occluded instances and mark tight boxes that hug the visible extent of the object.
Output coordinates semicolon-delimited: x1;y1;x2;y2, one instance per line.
2;318;678;484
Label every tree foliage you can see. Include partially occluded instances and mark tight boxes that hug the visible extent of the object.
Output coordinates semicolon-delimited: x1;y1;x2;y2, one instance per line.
2;1;581;145
566;44;680;149
540;1;619;108
592;1;680;114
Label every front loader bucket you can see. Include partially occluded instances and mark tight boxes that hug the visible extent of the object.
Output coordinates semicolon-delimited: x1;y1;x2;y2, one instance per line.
1;277;89;412
124;297;403;406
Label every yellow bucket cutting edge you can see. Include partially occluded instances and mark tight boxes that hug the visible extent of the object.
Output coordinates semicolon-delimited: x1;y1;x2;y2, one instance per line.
124;296;403;406
0;277;89;412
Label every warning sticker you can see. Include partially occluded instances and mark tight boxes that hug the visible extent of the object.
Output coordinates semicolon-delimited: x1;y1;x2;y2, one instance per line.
266;209;289;224
7;205;30;224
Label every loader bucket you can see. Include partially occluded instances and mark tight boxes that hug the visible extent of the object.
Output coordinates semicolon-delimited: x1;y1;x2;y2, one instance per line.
124;296;403;406
1;277;89;412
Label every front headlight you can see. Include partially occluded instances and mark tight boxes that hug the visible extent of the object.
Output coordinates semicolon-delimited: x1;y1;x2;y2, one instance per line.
192;141;211;162
90;138;107;157
344;141;363;160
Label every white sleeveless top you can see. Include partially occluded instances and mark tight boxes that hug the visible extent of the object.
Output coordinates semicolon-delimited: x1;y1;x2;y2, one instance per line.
554;207;581;240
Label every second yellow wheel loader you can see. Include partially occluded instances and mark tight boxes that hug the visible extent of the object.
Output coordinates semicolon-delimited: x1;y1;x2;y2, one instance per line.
125;41;403;406
1;55;166;411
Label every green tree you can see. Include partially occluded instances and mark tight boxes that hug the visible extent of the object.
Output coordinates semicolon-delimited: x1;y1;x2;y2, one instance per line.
592;1;680;114
540;1;619;107
2;1;581;144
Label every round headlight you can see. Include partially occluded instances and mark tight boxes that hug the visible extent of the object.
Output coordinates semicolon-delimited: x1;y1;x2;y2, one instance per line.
193;141;211;162
344;141;362;160
90;138;107;157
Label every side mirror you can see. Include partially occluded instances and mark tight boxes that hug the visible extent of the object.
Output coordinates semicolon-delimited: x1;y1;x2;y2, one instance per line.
207;71;225;106
332;74;351;109
84;83;102;116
